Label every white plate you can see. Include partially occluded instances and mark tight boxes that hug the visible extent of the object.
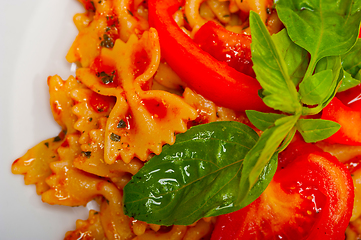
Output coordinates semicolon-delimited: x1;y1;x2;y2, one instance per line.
0;1;97;239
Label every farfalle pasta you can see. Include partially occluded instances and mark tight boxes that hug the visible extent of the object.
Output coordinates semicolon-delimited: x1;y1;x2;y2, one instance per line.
12;0;361;239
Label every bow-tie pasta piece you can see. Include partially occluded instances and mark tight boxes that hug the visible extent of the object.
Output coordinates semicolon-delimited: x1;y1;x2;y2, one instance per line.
183;87;251;127
98;197;137;239
71;88;115;144
153;61;186;93
68;0;149;68
64;210;106;240
73;117;143;180
67;0;115;67
76;29;197;164
42;133;133;238
112;0;149;41
130;218;215;240
48;75;82;133
42;133;95;206
12;137;63;195
12;75;80;194
183;87;219;126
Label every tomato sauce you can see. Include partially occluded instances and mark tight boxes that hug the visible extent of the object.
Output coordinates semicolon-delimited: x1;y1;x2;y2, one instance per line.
91;56;119;88
80;0;96;11
52;100;62;116
105;12;120;42
61;139;69;148
133;48;150;79
89;92;115;113
142;99;167;119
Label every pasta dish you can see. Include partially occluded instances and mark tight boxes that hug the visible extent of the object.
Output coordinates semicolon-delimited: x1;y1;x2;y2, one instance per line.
11;0;361;239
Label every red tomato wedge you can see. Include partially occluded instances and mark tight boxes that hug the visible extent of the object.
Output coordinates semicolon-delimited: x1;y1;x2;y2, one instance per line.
336;84;361;111
193;21;255;78
148;0;268;111
322;97;361;145
211;142;354;240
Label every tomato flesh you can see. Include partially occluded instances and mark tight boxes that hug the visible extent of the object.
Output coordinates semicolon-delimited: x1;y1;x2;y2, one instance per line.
211;142;354;240
148;0;269;111
89;92;115;113
336;84;361;111
193;21;255;78
322;97;361;145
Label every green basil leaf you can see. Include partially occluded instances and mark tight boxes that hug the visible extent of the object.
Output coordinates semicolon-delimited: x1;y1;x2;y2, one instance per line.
342;40;361;76
302;56;343;115
238;153;278;209
339;40;361;91
313;56;343;103
271;29;309;86
299;70;333;105
123;122;276;226
315;56;342;76
239;114;300;200
278;126;297;152
296;119;341;143
276;0;361;77
250;11;301;113
246;110;286;131
339;70;361;92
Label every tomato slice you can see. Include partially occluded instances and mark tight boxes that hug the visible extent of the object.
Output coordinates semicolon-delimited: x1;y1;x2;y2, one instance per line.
336;84;361;111
193;21;255;78
322;97;361;145
148;0;268;111
211;142;354;240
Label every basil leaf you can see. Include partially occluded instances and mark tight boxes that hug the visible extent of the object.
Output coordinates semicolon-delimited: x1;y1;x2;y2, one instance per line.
339;70;361;92
299;70;333;105
277;126;297;152
313;56;343;104
238;153;278;209
250;11;301;113
123;122;276;226
246;110;286;131
271;29;309;86
296;119;341;143
276;0;361;77
342;40;361;76
302;56;343;115
239;114;300;200
315;56;343;77
339;40;361;91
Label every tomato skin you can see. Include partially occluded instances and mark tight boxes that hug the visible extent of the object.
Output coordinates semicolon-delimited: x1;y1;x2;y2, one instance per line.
89;92;115;113
322;97;361;145
148;0;268;111
336;84;361;111
211;143;354;240
193;21;255;78
277;135;320;170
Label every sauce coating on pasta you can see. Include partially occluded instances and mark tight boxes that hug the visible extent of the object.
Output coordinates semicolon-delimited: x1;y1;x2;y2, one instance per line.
11;0;361;239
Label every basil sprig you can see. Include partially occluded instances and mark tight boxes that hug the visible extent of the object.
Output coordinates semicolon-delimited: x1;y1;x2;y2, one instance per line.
124;122;277;225
123;0;361;226
276;0;361;80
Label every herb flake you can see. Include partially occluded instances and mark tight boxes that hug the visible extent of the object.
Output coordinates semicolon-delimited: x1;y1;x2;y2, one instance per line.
110;133;121;142
117;119;126;128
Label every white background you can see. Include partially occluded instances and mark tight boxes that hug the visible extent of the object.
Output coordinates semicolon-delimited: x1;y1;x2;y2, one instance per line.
0;1;97;239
